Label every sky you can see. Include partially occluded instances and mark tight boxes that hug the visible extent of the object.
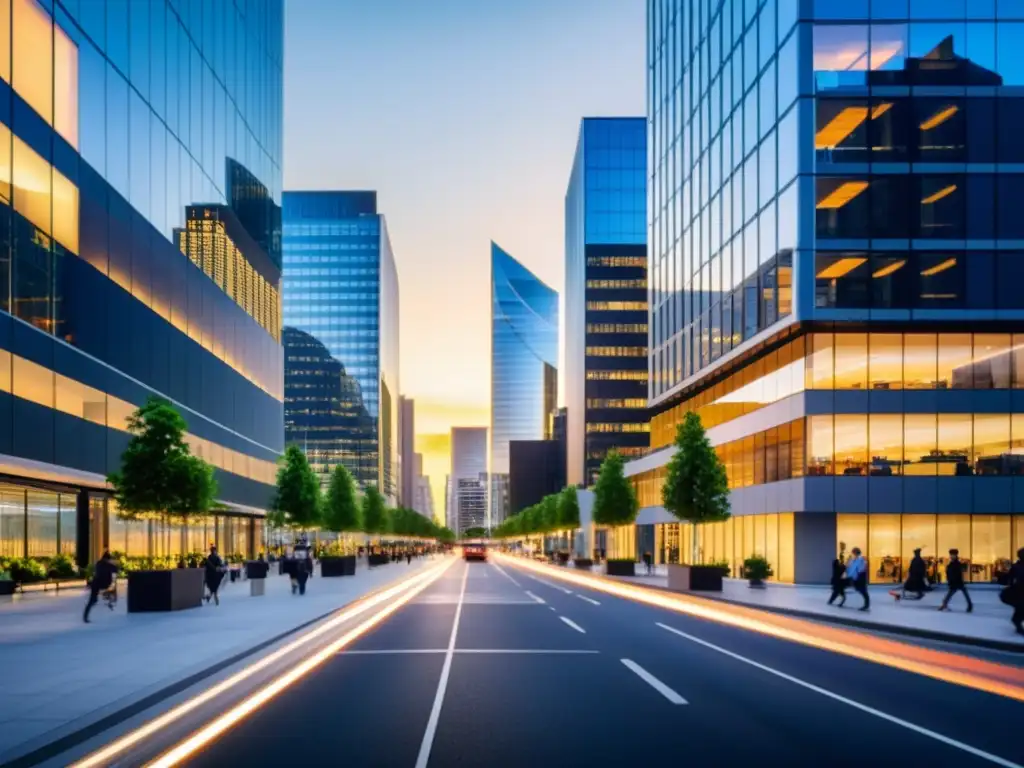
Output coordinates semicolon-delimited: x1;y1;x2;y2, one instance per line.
284;0;646;517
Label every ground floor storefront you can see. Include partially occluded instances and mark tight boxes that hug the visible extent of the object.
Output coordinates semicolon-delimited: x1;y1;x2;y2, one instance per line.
605;512;1024;585
0;478;264;567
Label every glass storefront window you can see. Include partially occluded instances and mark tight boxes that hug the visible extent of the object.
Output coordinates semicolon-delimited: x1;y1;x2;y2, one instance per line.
972;515;1011;584
936;514;971;585
904;414;938;476
869;514;902;584
901;514;937;582
837;514;868;561
834;414;868;476
974;414;1010;475
0;487;25;558
869;414;903;476
834;333;868;389
26;490;58;557
937;413;973;476
59;494;75;555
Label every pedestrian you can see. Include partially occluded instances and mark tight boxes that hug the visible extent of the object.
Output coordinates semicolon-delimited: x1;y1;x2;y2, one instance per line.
827;551;846;607
902;548;929;601
292;536;312;595
643;551;653;576
846;547;870;611
938;548;973;613
84;551;119;623
406;549;413;565
204;545;226;605
1004;548;1024;636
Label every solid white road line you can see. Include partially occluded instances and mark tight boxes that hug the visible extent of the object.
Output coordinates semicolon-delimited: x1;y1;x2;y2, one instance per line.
620;659;688;705
490;561;521;587
529;573;573;594
415;564;470;768
575;594;601;606
525;590;546;604
559;616;586;634
339;648;599;655
656;623;1022;768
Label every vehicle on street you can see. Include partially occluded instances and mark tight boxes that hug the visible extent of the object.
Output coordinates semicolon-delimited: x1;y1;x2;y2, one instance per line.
463;543;488;562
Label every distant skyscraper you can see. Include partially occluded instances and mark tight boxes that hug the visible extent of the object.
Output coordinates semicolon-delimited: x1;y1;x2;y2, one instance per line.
411;452;434;520
282;192;400;502
490;243;558;524
399;396;416;507
565;117;649;488
449;427;487;533
456;477;487;535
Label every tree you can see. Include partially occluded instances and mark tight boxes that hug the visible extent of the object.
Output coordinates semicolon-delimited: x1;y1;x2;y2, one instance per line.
108;396;217;522
661;411;730;563
272;445;321;530
558;486;581;531
540;494;560;534
461;526;488;539
437;527;456;544
591;450;639;527
324;464;361;534
361;486;387;536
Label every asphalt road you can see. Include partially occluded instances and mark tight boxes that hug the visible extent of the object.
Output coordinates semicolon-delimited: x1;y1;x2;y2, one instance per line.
182;557;1024;768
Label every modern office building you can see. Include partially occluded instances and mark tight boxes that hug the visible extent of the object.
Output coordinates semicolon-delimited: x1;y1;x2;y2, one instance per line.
565;118;650;487
399;396;415;506
448;426;486;529
282;191;400;502
411;452;434;520
455;476;487;536
0;0;284;565
490;242;558;524
508;440;565;516
627;0;1024;583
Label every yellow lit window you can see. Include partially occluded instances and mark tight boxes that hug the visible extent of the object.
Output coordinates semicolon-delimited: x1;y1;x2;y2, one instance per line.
12;355;53;407
107;396;136;433
586;370;648;381
55;374;106;426
13;0;52;125
816;181;869;210
585;346;647;357
52;168;79;254
53;20;77;148
13;132;51;233
586;301;648;311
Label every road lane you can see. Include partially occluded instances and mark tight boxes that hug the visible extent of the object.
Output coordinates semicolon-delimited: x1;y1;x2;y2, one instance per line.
168;555;1024;768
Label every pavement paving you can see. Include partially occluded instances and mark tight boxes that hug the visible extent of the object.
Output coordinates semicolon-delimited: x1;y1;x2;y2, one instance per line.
173;556;1024;768
0;557;435;765
603;565;1024;651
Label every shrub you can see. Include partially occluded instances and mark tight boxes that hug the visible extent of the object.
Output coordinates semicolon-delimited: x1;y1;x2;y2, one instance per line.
47;553;80;580
10;558;48;584
743;555;773;583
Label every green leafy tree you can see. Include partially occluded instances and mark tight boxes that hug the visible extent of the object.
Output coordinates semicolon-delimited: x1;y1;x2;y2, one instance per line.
558;487;581;531
461;526;488;539
592;450;639;527
437;527;456;544
108;396;217;522
362;486;387;535
540;494;560;534
661;411;731;563
324;464;362;534
272;445;322;530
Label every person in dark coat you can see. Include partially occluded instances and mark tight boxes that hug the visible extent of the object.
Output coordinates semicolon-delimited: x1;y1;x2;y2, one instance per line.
1006;548;1024;636
827;552;846;607
204;545;226;605
292;536;313;595
938;548;973;612
84;551;119;623
903;548;928;600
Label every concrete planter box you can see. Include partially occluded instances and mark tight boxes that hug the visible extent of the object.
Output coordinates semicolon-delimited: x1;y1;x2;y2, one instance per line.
320;555;357;577
0;580;15;596
573;558;594;570
667;564;724;592
368;553;390;567
250;578;266;597
127;568;204;612
606;559;636;577
246;561;270;579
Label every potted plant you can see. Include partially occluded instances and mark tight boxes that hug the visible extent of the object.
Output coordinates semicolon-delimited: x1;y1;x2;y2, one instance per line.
108;397;217;612
320;465;360;577
362;487;389;566
662;412;731;592
592;451;640;577
743;555;773;587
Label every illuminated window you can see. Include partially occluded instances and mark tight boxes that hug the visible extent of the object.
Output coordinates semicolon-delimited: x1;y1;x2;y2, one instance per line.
586;370;648;381
55;374;106;426
13;0;52;125
585;423;651;433
12;355;53;407
586;323;648;333
586;301;648;311
587;256;646;267
586;398;647;409
53;19;77;147
586;279;648;289
585;346;647;357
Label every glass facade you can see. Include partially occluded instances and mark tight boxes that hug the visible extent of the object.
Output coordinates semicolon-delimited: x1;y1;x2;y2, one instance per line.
565;117;650;487
491;242;557;522
282;191;400;502
0;0;284;563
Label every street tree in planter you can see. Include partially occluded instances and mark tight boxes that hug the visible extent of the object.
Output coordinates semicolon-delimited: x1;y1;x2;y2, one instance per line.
321;465;362;576
108;397;217;612
592;451;639;576
661;411;731;592
558;487;588;567
272;445;322;532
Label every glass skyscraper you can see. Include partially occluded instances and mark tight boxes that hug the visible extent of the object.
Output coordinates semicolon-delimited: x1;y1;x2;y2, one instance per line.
490;242;557;524
282;191;400;503
629;0;1024;583
0;0;283;565
565;117;649;487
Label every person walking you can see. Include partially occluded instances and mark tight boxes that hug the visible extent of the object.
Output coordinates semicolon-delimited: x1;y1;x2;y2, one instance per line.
406;549;413;565
1005;548;1024;636
846;547;870;611
827;552;846;607
938;548;973;612
84;551;119;623
292;536;313;595
902;548;929;601
204;545;226;605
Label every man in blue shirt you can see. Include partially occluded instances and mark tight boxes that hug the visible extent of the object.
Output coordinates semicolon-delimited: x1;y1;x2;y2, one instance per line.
845;547;870;611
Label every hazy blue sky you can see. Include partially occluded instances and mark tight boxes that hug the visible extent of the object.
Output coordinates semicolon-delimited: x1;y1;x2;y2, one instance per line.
284;0;645;509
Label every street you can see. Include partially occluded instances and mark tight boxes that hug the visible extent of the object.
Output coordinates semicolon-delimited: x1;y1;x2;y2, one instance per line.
161;556;1024;768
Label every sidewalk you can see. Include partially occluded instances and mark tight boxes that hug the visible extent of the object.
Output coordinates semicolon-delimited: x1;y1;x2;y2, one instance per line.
0;558;435;763
604;565;1023;652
